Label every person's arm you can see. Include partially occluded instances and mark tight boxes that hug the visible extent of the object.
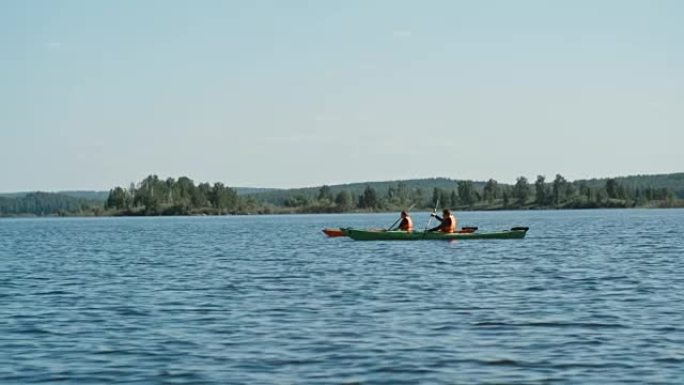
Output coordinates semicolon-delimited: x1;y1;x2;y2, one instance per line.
428;224;441;232
428;214;443;232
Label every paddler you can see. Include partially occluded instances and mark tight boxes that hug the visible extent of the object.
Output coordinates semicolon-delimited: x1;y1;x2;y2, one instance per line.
390;210;414;231
428;209;457;233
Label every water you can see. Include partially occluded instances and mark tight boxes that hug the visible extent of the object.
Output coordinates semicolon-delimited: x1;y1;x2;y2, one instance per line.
1;209;683;384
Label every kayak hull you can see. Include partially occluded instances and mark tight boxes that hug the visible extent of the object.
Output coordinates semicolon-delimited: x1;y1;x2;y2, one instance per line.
324;227;477;238
344;227;528;241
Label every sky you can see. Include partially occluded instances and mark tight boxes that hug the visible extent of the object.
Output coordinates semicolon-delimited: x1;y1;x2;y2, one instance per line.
1;0;682;192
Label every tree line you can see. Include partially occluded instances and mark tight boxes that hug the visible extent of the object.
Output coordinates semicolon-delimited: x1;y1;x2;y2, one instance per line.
1;173;681;217
0;192;97;216
268;175;678;213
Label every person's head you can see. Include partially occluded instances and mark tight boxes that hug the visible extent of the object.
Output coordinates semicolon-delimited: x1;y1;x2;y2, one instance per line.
443;209;451;216
401;210;408;218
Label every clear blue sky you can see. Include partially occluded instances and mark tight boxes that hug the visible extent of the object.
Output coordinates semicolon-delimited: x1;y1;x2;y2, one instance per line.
2;0;682;192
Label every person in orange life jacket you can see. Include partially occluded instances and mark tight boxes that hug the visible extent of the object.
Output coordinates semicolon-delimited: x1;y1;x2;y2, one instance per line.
390;210;414;231
428;209;457;233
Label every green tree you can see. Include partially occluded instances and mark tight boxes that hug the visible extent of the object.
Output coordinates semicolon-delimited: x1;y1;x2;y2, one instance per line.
440;190;451;209
195;182;212;208
165;177;176;203
358;186;379;209
285;194;309;207
565;183;576;201
534;175;547;206
176;176;196;207
513;176;530;206
483;178;499;203
431;187;441;206
318;185;333;202
578;182;592;202
135;175;163;213
552;174;568;206
335;190;353;211
128;182;137;205
387;185;397;202
396;182;410;205
606;178;619;199
457;181;476;207
211;182;238;212
414;188;424;208
105;187;128;210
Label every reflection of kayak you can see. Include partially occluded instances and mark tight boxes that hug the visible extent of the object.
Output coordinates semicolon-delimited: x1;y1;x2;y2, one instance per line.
322;226;479;238
322;228;348;237
344;227;529;241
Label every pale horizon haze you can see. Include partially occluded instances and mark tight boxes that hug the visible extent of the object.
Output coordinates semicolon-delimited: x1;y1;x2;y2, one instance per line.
1;0;682;192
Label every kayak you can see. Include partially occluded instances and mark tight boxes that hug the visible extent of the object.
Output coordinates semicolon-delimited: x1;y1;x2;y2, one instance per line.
322;228;348;237
322;226;479;238
344;227;529;241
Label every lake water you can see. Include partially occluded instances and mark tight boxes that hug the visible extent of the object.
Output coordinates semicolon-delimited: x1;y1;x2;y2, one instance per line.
1;209;683;384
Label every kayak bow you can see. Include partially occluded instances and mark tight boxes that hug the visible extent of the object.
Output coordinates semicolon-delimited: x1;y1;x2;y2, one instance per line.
322;228;348;237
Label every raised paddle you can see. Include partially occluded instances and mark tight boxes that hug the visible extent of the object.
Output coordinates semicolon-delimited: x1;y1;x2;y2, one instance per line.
425;199;439;231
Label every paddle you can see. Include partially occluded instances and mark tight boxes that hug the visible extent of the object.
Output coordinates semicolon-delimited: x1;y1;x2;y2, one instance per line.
386;203;416;230
424;199;439;231
386;217;402;231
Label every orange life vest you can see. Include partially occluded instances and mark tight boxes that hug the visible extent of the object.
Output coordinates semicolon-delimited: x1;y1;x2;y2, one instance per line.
440;214;456;233
399;216;413;231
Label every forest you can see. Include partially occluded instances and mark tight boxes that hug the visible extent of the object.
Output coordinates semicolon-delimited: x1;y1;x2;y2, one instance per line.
2;173;682;217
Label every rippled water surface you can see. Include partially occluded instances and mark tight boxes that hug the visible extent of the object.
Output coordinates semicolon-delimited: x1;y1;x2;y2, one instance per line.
1;209;683;384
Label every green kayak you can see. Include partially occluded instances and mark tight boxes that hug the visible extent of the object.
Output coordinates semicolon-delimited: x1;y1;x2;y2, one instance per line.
344;227;529;241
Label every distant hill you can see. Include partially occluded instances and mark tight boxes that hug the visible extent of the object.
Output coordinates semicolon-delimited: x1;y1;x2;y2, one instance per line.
246;173;684;204
576;173;684;199
246;177;488;205
234;187;280;195
0;192;27;199
59;190;110;201
0;192;102;216
0;190;109;201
